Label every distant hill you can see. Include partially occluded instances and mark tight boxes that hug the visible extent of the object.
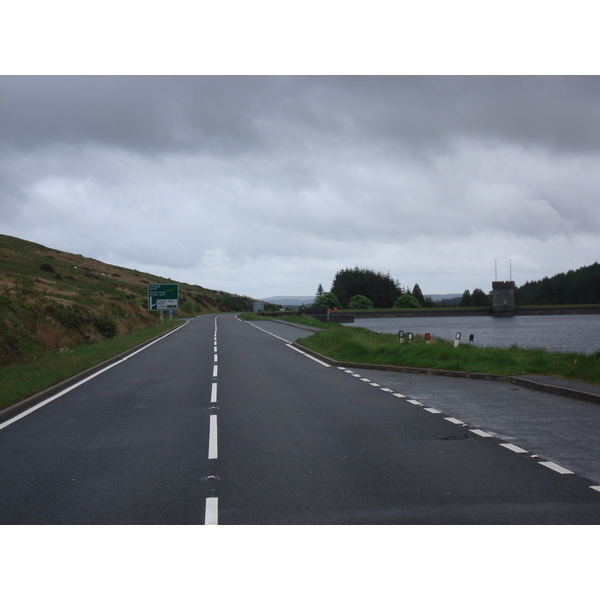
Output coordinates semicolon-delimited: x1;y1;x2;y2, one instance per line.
428;294;462;301
261;296;316;307
0;234;253;366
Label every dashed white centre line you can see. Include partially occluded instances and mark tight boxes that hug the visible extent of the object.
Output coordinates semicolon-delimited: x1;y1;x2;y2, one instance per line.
214;353;218;363
211;382;218;403
208;415;218;459
500;443;528;453
445;417;465;425
540;461;574;475
471;429;494;438
424;407;441;414
213;365;218;378
205;497;218;525
406;399;422;405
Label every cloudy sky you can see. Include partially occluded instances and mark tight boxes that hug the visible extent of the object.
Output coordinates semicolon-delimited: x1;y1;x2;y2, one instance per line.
1;74;599;300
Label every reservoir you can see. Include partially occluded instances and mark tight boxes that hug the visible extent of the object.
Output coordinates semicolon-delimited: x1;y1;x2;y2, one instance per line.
345;314;600;355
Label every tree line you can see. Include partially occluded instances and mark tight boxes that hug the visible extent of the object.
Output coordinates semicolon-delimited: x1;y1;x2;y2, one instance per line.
515;262;600;305
313;267;435;310
311;262;600;312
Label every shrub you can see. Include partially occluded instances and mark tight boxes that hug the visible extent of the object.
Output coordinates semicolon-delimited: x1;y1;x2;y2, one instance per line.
94;316;117;338
348;294;374;309
312;292;342;309
393;294;421;309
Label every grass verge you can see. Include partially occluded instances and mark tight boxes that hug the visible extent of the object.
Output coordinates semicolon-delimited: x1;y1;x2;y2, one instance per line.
0;320;182;411
293;324;600;384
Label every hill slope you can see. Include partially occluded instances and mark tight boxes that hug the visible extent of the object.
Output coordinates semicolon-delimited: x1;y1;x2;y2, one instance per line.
0;234;253;366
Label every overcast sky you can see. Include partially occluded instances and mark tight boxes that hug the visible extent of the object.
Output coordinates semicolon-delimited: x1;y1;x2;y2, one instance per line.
1;75;599;299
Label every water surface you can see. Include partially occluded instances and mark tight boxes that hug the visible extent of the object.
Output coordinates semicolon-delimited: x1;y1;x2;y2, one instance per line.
345;314;600;354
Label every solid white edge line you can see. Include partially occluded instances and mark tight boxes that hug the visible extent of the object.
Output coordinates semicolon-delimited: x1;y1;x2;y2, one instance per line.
539;461;574;475
208;415;218;459
286;344;305;354
303;353;331;367
243;320;291;343
500;443;528;453
284;343;330;367
211;382;218;403
0;321;189;431
205;497;218;525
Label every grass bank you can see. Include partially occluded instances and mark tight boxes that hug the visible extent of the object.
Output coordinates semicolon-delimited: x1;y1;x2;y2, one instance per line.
0;320;183;411
257;318;600;384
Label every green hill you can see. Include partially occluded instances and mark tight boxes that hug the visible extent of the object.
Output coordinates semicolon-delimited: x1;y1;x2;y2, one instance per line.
0;234;253;367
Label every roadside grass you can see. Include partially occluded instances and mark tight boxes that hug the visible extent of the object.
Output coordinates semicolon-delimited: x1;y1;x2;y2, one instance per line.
293;324;600;384
0;320;182;411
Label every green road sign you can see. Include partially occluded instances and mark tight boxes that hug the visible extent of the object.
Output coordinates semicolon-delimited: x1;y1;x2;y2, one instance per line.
148;284;179;310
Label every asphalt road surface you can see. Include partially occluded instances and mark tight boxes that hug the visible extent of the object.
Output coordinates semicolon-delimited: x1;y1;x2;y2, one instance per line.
1;314;600;524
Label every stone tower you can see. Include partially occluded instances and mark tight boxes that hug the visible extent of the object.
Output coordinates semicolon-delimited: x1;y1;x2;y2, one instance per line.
492;281;516;316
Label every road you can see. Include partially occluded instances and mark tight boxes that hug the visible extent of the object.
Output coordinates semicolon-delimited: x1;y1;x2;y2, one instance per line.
1;313;599;524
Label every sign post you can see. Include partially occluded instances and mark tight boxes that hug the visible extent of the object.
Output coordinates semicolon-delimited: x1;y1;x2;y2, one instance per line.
148;284;179;318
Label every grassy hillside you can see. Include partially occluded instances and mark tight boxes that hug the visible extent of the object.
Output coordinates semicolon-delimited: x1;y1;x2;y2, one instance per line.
0;234;253;368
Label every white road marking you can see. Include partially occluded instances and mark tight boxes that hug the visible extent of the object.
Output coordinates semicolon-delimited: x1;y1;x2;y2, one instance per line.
303;353;331;367
406;399;422;405
471;429;494;437
445;417;465;425
540;461;574;475
381;388;393;393
369;383;381;387
360;378;370;382
244;320;291;343
205;497;218;525
393;393;406;398
286;344;305;354
424;407;441;414
590;486;600;493
500;443;528;453
213;365;218;378
214;353;218;363
352;374;362;378
211;382;218;403
0;321;189;431
208;415;218;459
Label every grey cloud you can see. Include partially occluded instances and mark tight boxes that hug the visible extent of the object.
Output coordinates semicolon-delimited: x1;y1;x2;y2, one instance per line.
1;75;599;298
